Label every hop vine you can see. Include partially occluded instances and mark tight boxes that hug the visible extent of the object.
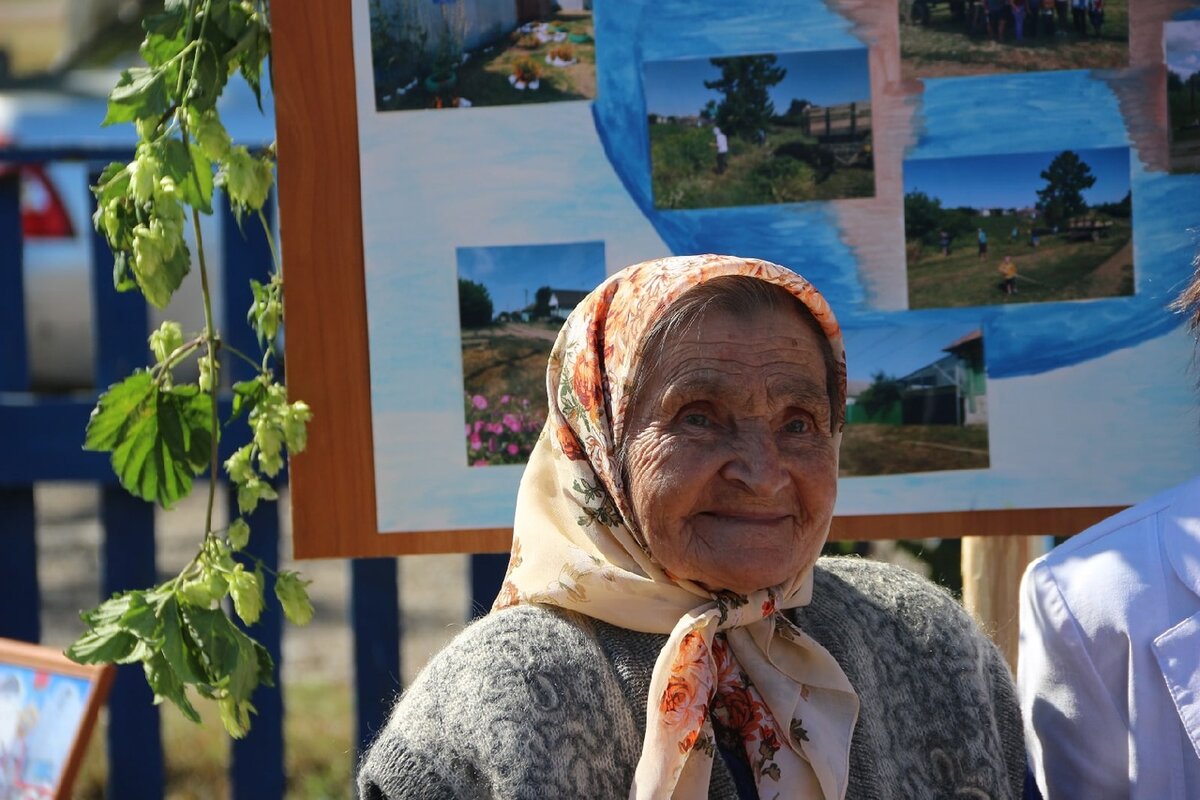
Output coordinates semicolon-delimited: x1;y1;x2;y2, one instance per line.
67;0;310;739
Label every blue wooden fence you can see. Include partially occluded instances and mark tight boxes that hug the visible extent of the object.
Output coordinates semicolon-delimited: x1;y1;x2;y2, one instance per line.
0;147;509;797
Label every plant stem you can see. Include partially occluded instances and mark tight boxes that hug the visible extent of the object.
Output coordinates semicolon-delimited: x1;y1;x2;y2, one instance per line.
192;205;220;539
220;341;263;371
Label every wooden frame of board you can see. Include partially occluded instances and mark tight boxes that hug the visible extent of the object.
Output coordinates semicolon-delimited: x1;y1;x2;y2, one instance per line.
0;638;115;800
273;0;1127;559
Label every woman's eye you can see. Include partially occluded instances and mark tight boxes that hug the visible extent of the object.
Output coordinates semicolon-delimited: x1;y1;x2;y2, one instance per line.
683;412;710;427
783;417;810;434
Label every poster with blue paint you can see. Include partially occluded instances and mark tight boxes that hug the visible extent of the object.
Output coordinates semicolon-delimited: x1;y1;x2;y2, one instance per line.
351;0;1200;534
0;665;88;799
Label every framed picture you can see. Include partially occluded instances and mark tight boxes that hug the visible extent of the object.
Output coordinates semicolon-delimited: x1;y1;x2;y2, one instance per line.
274;1;1200;559
0;638;114;800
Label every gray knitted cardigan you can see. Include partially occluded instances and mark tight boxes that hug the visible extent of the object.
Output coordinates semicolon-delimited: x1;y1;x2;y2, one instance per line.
358;557;1025;799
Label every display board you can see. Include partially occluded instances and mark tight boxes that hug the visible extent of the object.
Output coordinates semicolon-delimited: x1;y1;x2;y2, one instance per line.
276;0;1200;558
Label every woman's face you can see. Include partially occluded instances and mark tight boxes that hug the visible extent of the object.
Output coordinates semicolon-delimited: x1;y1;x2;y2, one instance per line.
621;303;838;594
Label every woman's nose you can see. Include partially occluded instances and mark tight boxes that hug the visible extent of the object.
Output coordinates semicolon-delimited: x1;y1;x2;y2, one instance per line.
720;430;789;496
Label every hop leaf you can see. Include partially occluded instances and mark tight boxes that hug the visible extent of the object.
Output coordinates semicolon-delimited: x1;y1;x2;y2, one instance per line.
228;564;263;625
275;571;314;626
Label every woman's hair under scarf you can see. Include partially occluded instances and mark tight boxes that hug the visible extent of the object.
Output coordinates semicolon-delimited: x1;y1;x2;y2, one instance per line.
493;254;859;799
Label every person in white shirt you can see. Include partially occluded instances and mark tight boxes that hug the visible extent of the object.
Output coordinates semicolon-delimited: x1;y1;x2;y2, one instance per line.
1019;264;1200;800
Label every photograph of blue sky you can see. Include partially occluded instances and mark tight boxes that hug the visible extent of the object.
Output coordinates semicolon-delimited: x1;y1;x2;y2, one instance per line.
643;48;870;119
843;322;981;382
1166;20;1200;80
456;241;606;318
903;147;1130;210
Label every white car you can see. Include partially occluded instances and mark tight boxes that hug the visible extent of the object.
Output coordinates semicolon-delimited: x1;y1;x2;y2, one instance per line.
0;67;275;390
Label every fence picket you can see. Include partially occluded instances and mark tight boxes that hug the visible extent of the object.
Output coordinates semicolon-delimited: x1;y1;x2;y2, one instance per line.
220;191;286;799
0;171;41;645
88;167;167;799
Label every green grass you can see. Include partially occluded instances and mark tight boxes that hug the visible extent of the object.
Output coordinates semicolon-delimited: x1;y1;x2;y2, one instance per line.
900;0;1128;78
907;213;1132;308
649;122;874;209
75;682;355;799
840;424;989;477
377;12;595;111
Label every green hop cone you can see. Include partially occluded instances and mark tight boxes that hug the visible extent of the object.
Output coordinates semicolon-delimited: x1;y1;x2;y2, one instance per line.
228;564;263;625
198;353;217;392
224;444;256;485
253;417;284;477
236;476;276;515
129;151;159;205
282;401;312;453
228;518;250;551
274;571;314;626
149;321;183;364
188;107;232;163
179;568;227;607
217;695;254;739
220;146;273;211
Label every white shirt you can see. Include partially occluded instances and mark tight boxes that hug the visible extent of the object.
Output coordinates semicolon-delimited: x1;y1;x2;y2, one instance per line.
1019;476;1200;799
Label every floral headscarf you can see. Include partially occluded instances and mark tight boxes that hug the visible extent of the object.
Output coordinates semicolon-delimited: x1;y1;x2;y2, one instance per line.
494;255;860;799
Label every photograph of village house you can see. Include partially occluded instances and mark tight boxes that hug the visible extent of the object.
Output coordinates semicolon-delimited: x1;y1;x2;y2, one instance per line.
643;48;874;209
904;146;1133;309
1166;18;1200;174
898;0;1127;80
840;323;989;477
368;0;596;111
456;241;605;466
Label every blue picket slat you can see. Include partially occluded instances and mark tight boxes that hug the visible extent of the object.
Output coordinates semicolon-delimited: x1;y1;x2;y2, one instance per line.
351;558;401;760
0;171;41;644
89;169;167;800
220;190;285;799
100;489;164;800
0;172;29;389
470;553;510;617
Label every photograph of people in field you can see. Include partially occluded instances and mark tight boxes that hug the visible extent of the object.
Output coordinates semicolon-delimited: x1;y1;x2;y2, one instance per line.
456;242;605;466
643;48;874;209
841;322;989;477
904;146;1133;309
368;0;596;111
1166;18;1200;174
899;0;1127;80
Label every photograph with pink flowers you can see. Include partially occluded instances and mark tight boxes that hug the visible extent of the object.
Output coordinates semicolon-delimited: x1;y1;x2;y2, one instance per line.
456;241;606;466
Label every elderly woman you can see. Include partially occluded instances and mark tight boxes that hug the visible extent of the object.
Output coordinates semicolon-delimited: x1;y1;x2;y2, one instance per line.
358;255;1024;799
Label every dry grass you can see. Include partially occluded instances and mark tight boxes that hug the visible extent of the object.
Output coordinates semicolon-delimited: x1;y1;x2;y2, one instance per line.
73;682;356;800
840;423;990;476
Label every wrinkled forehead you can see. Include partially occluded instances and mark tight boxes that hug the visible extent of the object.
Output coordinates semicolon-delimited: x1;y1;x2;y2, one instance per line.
574;255;843;436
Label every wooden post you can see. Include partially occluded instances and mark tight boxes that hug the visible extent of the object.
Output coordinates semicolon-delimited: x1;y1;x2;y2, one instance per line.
961;535;1049;672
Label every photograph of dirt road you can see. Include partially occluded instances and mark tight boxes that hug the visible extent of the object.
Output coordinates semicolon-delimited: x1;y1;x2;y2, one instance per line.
899;0;1127;80
456;241;605;466
1166;19;1200;174
644;48;874;209
841;322;989;477
904;146;1132;309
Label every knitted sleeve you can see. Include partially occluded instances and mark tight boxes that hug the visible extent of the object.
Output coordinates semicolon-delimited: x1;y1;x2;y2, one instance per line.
356;604;642;800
